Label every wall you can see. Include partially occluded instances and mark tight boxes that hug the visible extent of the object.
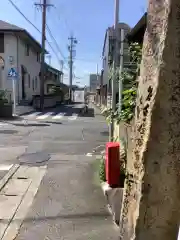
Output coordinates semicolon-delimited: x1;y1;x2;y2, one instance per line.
17;36;40;100
0;33;41;102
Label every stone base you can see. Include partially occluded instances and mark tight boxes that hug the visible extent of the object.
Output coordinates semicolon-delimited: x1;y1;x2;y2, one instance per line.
101;182;124;225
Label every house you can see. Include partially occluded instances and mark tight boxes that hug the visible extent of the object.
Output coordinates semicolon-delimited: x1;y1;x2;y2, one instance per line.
0;20;47;104
101;23;131;106
127;13;147;44
44;63;62;95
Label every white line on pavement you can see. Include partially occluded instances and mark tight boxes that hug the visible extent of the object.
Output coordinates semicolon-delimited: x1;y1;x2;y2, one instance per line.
52;113;65;120
36;112;54;120
0;164;13;171
26;112;42;118
68;114;78;121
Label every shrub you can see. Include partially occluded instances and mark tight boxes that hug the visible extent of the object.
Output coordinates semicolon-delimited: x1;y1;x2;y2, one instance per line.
99;157;106;183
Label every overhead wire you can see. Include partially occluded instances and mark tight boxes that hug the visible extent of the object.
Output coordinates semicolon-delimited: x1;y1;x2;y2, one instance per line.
8;0;68;70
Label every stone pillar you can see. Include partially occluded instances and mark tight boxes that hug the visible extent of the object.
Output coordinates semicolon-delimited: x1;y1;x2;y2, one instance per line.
120;1;180;239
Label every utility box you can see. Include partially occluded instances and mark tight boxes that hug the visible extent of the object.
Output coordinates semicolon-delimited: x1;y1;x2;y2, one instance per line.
105;142;120;187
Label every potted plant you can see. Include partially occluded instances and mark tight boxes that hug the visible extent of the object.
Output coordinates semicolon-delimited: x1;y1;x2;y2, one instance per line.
0;90;13;118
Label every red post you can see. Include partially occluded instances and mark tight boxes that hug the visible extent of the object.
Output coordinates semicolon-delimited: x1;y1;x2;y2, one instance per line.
105;142;120;187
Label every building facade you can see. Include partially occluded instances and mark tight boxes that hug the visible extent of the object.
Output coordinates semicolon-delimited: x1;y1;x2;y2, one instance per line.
101;22;131;105
0;20;43;104
89;74;100;93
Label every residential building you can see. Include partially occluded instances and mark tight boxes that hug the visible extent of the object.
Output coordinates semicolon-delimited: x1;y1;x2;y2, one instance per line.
0;20;45;104
44;63;62;95
101;23;131;105
89;74;100;93
127;13;147;44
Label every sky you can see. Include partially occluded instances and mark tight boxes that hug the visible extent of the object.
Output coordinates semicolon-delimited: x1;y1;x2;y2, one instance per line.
1;0;147;86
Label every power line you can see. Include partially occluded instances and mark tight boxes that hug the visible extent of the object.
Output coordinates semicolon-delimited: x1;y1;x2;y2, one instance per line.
8;0;66;69
46;24;66;62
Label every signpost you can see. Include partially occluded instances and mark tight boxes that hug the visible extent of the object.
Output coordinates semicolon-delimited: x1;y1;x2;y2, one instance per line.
8;67;18;116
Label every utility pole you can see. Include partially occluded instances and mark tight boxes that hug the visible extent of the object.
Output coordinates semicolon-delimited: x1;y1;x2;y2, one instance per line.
60;60;64;83
35;0;53;111
96;64;99;104
118;28;124;113
68;35;77;102
110;0;119;141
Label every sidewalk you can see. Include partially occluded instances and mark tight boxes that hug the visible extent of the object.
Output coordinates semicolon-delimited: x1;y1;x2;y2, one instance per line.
14;154;119;240
16;105;34;116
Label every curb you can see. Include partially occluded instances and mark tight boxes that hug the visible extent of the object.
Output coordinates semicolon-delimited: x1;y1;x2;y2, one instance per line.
101;181;124;227
0;164;20;192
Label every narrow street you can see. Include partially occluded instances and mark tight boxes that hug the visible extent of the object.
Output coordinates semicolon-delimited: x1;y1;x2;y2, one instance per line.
0;104;119;240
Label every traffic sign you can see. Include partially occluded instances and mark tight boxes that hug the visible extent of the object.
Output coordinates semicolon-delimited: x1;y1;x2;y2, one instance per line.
8;68;18;78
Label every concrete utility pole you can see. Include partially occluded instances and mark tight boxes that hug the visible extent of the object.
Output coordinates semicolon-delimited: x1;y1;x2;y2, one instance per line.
118;28;124;113
110;0;119;141
68;35;77;102
35;0;53;111
60;60;64;83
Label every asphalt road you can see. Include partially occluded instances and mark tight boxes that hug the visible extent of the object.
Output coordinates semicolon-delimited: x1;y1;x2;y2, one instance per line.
0;103;119;239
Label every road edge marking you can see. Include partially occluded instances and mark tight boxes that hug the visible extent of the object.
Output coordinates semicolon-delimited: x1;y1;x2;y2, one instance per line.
0;164;20;192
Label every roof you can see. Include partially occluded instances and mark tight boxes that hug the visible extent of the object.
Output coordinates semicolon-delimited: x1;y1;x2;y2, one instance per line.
126;13;147;43
0;20;48;53
45;63;62;75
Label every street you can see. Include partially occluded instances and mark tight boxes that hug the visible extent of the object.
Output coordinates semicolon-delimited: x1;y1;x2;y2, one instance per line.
0;103;119;240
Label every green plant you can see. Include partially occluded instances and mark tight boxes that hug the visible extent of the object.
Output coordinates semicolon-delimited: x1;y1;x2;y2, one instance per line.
99;157;106;183
113;42;142;123
0;90;9;105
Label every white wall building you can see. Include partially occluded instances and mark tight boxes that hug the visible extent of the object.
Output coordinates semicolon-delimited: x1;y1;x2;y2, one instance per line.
0;20;43;104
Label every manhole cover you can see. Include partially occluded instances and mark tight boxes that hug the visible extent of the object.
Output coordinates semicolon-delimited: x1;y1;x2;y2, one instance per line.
19;152;50;164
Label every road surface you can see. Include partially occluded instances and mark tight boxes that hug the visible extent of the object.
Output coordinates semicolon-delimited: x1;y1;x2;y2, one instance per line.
0;103;119;240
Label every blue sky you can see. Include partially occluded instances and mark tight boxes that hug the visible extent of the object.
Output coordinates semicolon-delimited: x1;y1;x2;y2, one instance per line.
1;0;147;86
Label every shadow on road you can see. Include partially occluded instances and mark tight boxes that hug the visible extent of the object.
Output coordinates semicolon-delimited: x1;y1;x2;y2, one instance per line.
0;211;110;224
0;129;18;134
12;123;50;127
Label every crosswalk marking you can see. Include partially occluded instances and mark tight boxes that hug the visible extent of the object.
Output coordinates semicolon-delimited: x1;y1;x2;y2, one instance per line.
52;113;65;120
36;112;54;120
68;114;78;121
27;112;42;117
22;111;86;122
0;164;13;171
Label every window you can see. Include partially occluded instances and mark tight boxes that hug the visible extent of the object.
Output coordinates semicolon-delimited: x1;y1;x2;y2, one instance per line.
0;33;4;53
25;44;30;56
37;52;40;62
28;74;30;88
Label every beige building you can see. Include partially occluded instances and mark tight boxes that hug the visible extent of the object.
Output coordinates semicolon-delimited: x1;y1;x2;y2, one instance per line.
0;20;43;104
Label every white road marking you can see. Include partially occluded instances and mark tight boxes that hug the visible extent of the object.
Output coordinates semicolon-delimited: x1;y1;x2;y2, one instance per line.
36;112;54;120
26;112;42;118
68;114;78;121
0;122;9;127
0;164;13;171
86;153;93;157
52;113;65;120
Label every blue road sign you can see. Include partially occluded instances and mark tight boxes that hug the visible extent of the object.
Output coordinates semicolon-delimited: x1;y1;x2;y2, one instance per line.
8;68;18;78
